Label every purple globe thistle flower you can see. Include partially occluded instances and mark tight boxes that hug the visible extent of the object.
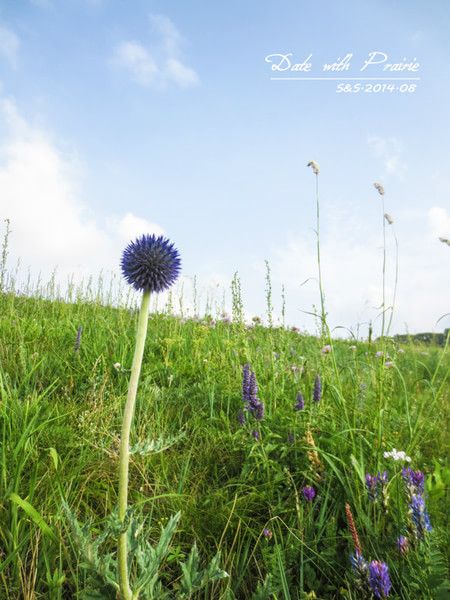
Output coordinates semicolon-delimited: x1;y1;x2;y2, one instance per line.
410;494;432;539
121;234;181;292
302;485;316;502
313;374;322;403
368;560;391;598
294;392;305;411
397;535;409;555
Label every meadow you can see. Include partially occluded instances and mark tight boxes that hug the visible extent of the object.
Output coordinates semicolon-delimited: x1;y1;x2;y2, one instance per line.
0;275;448;599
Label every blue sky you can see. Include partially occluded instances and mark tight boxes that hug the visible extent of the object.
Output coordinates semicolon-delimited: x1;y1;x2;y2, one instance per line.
0;0;449;335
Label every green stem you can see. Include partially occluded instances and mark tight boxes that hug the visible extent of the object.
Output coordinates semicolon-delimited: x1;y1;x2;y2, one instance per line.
118;290;151;600
315;174;326;338
381;198;386;339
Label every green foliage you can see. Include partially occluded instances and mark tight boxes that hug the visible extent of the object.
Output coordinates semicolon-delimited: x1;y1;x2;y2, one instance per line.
0;288;448;598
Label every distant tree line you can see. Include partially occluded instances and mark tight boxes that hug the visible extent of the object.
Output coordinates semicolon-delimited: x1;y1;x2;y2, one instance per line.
392;328;449;347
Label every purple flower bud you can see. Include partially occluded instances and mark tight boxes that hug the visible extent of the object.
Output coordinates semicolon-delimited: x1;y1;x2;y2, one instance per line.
302;485;316;502
396;535;409;555
237;410;245;426
365;474;378;500
410;494;432;539
313;374;322;403
263;528;272;540
294;392;305;411
252;429;260;441
368;560;391;598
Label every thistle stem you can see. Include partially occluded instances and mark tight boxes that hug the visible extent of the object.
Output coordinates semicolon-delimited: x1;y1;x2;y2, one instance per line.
118;290;151;600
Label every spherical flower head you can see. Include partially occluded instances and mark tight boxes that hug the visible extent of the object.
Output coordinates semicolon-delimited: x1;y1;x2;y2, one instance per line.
302;485;316;502
321;344;332;354
121;234;181;293
369;560;391;598
263;528;272;540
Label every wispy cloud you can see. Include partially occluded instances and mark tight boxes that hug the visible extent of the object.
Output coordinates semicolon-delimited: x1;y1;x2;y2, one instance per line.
368;136;407;178
0;25;20;69
112;14;199;89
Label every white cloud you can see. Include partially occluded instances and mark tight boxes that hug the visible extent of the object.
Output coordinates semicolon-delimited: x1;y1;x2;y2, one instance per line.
0;25;20;68
368;136;407;178
0;98;164;286
114;42;159;86
113;14;199;89
428;206;450;238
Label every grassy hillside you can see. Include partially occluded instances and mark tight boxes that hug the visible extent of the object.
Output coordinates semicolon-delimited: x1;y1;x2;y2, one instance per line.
0;291;448;599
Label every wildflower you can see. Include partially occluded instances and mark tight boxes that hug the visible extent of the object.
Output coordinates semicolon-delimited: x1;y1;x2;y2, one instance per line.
350;551;370;594
383;449;411;462
113;362;122;371
294;392;305;411
263;528;272;540
252;429;260;441
365;474;379;501
402;467;425;495
438;236;450;246
121;234;181;292
375;350;384;358
349;345;357;351
237;410;245;426
373;182;385;196
321;344;331;354
384;213;394;225
305;429;323;477
74;325;83;352
397;535;409;555
242;364;251;402
368;560;391;598
302;485;316;502
345;503;362;556
307;160;320;175
384;361;394;368
313;374;322;403
409;494;432;539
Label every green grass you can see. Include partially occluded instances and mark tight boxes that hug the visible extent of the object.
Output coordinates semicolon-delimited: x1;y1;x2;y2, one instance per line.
0;289;448;599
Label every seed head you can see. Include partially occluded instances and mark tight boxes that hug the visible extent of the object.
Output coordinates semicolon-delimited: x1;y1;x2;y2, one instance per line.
121;234;181;292
307;160;320;175
373;182;385;196
384;213;394;225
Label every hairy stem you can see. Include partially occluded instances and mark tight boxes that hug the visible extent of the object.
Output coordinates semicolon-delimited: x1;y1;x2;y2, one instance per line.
118;290;151;600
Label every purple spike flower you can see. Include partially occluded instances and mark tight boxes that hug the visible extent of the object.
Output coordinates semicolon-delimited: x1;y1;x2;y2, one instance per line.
294;392;305;411
410;494;432;539
74;325;83;352
313;374;322;403
121;234;181;292
402;467;425;495
302;485;316;502
368;560;391;598
237;410;245;425
242;364;251;403
365;474;378;500
252;429;260;441
397;535;409;555
242;365;265;420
